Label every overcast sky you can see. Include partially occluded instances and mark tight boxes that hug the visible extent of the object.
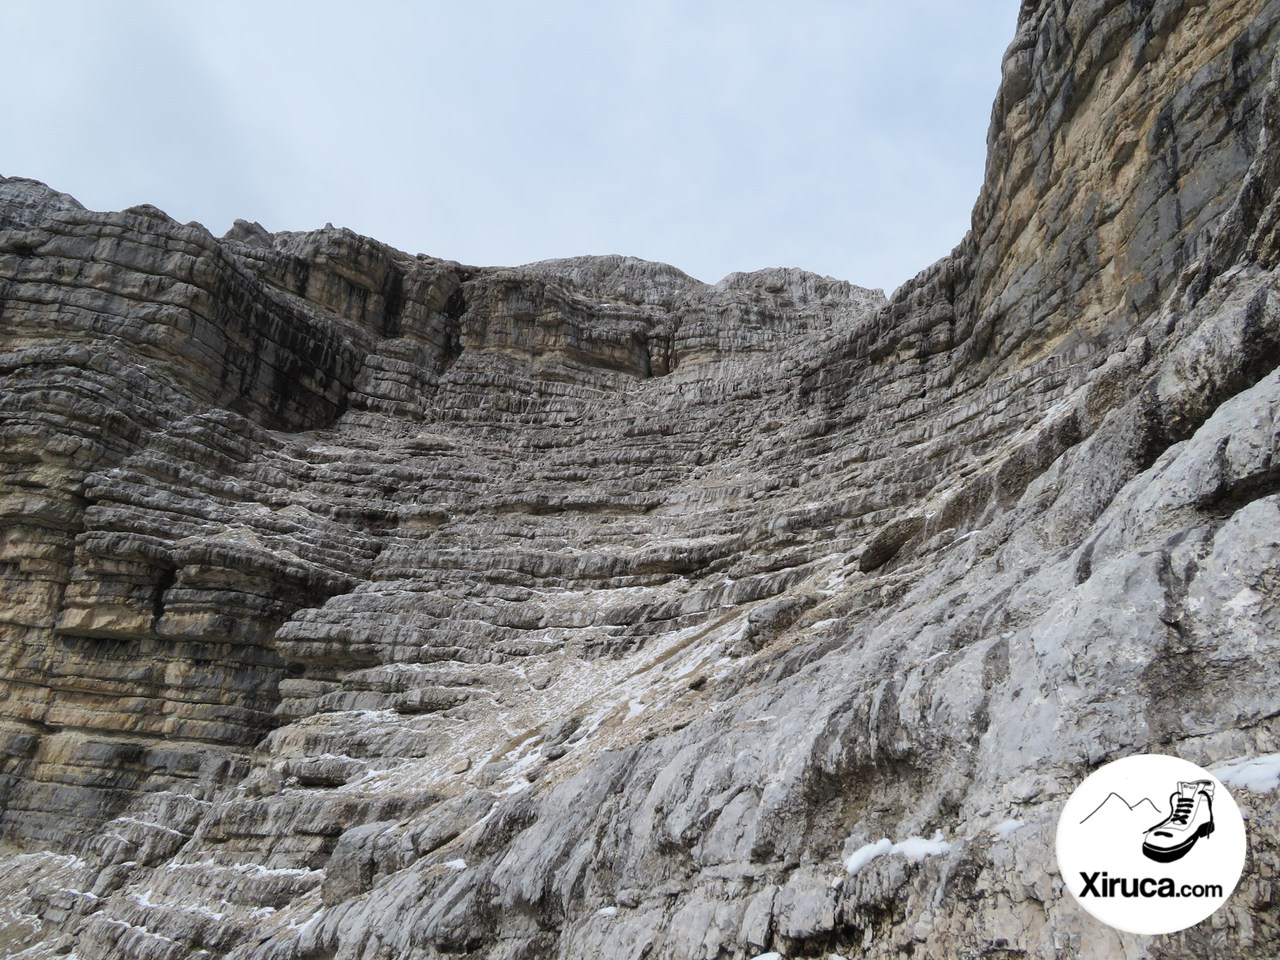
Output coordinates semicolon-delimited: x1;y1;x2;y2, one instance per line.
4;1;1020;294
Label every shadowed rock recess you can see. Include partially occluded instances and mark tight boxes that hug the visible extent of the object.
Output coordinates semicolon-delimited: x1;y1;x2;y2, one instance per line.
2;2;1279;957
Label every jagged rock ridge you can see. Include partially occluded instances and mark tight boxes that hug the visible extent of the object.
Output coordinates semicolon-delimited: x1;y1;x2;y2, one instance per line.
1;0;1279;957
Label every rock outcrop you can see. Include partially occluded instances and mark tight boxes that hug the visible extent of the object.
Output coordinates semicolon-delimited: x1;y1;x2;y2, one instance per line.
1;1;1279;957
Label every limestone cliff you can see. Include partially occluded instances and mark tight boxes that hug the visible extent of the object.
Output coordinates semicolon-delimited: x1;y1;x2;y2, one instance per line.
1;1;1279;957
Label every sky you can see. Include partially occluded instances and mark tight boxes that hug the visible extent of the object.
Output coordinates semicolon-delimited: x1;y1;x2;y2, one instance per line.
3;1;1020;294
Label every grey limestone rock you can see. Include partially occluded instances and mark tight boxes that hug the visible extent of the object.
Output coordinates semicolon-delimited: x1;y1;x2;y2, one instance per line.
1;1;1280;957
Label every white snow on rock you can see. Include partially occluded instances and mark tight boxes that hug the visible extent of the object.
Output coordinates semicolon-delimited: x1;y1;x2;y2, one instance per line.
1213;753;1280;793
843;838;892;875
992;819;1025;837
843;830;952;875
892;830;952;861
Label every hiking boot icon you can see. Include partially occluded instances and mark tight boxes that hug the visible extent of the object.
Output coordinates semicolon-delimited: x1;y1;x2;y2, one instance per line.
1143;780;1215;863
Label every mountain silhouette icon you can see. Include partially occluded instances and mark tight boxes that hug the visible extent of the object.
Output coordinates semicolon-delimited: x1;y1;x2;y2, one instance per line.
1080;792;1162;826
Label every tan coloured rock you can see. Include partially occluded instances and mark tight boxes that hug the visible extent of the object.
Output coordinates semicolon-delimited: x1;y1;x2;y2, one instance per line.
0;1;1279;958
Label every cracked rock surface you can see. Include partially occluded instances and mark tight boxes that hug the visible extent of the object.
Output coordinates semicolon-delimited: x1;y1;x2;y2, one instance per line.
2;1;1280;957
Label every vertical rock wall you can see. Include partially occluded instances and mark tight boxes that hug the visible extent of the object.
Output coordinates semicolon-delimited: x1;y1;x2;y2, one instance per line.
0;1;1278;957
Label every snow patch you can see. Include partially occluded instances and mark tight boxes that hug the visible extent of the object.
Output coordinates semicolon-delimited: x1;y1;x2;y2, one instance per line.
442;858;468;871
892;831;952;861
346;709;399;723
236;863;318;878
844;830;952;875
843;838;892;875
508;747;543;776
992;819;1025;838
132;888;158;908
596;906;618;917
1214;753;1280;793
114;816;184;836
287;913;321;934
57;888;100;904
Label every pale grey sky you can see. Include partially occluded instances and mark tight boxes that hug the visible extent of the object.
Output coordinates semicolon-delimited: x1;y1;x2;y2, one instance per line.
4;1;1020;293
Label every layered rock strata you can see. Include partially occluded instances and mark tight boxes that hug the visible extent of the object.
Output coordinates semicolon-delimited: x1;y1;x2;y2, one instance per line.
1;0;1279;957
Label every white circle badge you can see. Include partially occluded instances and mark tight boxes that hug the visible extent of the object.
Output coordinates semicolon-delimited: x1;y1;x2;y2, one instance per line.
1056;754;1246;935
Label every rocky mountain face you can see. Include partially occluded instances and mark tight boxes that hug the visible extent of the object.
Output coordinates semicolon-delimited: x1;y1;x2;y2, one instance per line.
1;0;1279;957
